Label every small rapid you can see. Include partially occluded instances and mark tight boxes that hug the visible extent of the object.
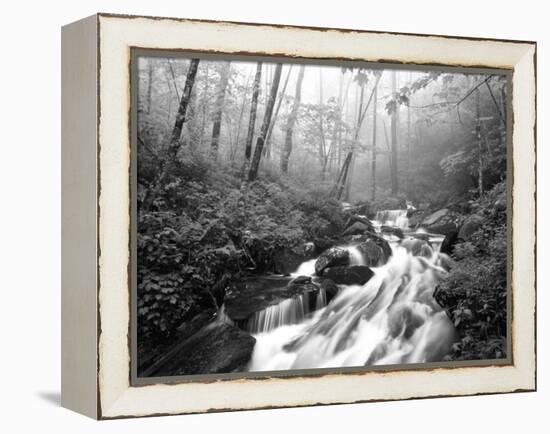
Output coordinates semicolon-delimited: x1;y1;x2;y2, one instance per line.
375;209;410;229
247;209;456;371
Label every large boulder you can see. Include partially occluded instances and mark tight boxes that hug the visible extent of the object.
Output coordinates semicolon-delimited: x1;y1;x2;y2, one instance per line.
381;225;404;239
224;275;300;322
343;220;374;237
408;232;430;242
356;234;392;267
344;214;374;232
315;247;350;276
421;208;450;226
290;275;313;285
138;309;217;376
420;222;459;255
323;265;374;285
424;222;458;237
458;214;483;241
272;244;315;275
440;231;459;255
313;277;340;302
313;237;334;254
439;225;459;255
147;323;256;376
342;201;370;217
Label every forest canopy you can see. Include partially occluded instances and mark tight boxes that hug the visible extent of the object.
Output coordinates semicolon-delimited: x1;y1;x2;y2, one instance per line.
137;57;507;208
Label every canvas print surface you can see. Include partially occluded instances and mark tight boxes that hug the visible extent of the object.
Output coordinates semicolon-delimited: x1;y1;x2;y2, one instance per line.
134;53;509;379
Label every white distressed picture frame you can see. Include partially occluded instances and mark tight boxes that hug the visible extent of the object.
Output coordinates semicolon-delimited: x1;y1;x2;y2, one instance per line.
61;13;536;419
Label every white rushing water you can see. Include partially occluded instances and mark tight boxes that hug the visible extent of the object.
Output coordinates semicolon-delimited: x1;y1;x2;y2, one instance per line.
375;209;410;229
247;210;456;371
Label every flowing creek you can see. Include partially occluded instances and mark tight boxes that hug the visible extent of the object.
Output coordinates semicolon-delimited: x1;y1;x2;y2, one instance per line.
232;209;456;371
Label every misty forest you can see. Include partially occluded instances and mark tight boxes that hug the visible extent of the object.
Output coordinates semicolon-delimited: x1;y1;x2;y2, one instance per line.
136;56;508;377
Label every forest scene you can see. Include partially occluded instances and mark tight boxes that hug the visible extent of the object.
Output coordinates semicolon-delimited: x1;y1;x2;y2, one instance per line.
135;54;509;378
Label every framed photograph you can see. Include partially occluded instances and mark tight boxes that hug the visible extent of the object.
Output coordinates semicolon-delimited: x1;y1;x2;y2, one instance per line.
61;13;536;419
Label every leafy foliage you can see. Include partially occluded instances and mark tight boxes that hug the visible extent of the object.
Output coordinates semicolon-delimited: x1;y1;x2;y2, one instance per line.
137;149;345;340
435;182;507;360
385;71;442;114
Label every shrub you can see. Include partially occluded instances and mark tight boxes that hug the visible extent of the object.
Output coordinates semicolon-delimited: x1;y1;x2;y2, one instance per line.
435;182;507;360
137;166;347;341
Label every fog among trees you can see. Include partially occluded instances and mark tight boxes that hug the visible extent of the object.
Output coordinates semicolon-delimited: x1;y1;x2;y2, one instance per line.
137;57;507;205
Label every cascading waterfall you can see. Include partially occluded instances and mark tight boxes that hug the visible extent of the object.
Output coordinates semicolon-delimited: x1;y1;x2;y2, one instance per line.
375;209;410;229
347;245;366;266
315;287;327;310
246;290;328;334
247;208;456;372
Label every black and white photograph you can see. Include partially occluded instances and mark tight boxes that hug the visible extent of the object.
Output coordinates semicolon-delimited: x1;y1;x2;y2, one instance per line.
0;0;544;428
134;54;510;378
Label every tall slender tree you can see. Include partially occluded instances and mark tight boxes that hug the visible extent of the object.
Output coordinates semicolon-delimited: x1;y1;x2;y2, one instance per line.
230;71;252;160
248;63;283;181
169;59;200;149
333;71;382;200
390;70;399;195
341;77;365;200
406;72;412;187
371;80;378;201
476;87;483;197
280;65;305;174
242;62;262;176
143;58;200;210
319;69;329;180
329;71;346;174
263;65;293;159
199;63;210;148
210;61;231;160
146;58;153;114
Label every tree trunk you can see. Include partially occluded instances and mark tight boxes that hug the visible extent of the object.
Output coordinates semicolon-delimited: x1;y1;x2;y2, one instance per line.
338;74;352;169
383;120;392;175
406;104;411;185
187;89;200;148
167;59;180;101
210;61;231;160
319;69;328;180
342;82;365;199
242;62;262;176
248;63;283;182
143;58;200;211
371;82;378;202
406;72;412;187
343;153;355;201
390;70;399;196
333;72;382;200
329;71;345;175
146;58;153;114
233;71;252;160
500;83;507;124
199;63;210;148
281;65;305;174
264;65;293;159
476;87;483;197
335;153;352;200
169;59;200;150
264;65;271;105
